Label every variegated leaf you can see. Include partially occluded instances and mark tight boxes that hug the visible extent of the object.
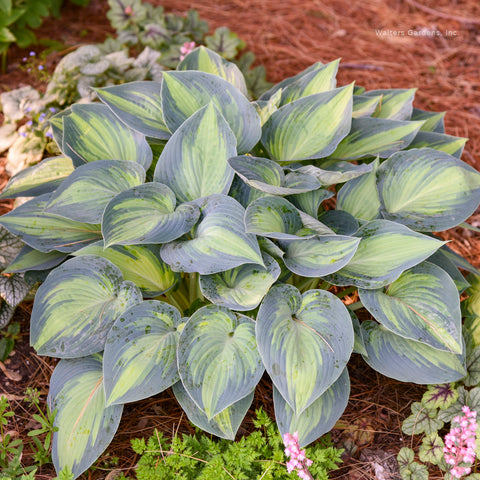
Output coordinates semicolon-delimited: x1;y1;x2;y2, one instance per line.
199;253;281;311
256;284;354;415
0;225;24;269
48;355;123;478
359;262;463;353
261;84;354;161
46;160;146;224
377;148;480;231
95;81;170;140
325;220;445;289
411;108;445;133
62;103;152;170
4;246;67;273
160;194;264;274
73;242;177;296
318;210;359;236
177;46;248;96
366;88;416;121
361;320;466;383
0;156;74;199
426;249;470;293
0;274;31;308
154;103;237;203
293;161;373;187
286;188;334;218
103;300;183;405
0;193;102;253
172;381;253;440
102;182;200;247
178;306;264;419
31;255;142;357
161;70;261;153
406;131;467;158
274;368;350;447
352;95;382;118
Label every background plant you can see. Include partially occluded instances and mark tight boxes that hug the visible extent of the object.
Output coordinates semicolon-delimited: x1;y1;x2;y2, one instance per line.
0;46;479;478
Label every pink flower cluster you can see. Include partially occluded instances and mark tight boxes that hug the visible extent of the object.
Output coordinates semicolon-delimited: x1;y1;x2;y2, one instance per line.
180;41;196;61
283;432;314;480
443;405;478;479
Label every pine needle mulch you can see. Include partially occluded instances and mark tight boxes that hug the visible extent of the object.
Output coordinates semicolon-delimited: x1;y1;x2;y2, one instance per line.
1;0;480;478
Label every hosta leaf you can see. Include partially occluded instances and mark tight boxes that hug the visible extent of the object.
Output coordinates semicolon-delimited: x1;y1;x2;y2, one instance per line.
352;94;382;118
0;194;102;253
177;46;248;96
154;103;237;203
261;84;353;161
325;220;445;289
406;131;467;158
418;433;445;466
31;255;142;357
0;273;31;308
329;117;424;160
274;368;350;447
411;108;445;133
102;182;200;247
48;355;123;478
3;246;67;274
0;156;74;199
73;242;176;297
283;235;360;277
401;402;444;435
337;157;381;221
279;59;339;105
427;249;470;293
62;103;152;170
367;88;416;121
46;160;146;224
351;313;368;356
0;225;24;269
293;161;373;187
160;194;264;274
286;188;334;218
178;306;264;419
103;300;182;405
161;70;261;153
256;284;354;415
361;321;466;384
95;81;170;140
359;262;463;353
172;381;253;440
253;89;282;126
199;253;281;311
245;196;333;240
228;174;267;208
377;148;480;231
421;384;458;410
228;155;321;195
442;244;480;276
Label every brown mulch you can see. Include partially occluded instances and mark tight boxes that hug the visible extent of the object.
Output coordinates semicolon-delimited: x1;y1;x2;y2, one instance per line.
1;0;480;479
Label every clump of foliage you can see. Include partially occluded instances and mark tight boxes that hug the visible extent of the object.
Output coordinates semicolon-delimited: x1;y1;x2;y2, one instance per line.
398;276;480;479
0;0;270;177
0;46;479;479
0;0;90;72
123;409;342;480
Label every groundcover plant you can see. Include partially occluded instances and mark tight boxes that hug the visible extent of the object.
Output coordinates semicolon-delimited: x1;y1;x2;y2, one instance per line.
1;46;479;478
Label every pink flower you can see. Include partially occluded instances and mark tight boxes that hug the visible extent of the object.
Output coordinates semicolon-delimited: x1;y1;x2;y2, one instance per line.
124;6;132;15
443;406;477;479
283;432;314;480
179;41;196;60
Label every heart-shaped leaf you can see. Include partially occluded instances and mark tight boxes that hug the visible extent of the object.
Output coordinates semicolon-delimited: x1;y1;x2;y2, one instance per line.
47;160;146;223
325;220;445;289
199;253;281;311
103;300;183;405
62;103;152;170
154;102;237;203
361;320;466;384
160;194;264;274
161;70;261;153
3;246;67;274
377;148;480;231
102;182;200;247
261;84;353;161
95;80;170;140
48;355;123;478
359;262;463;353
31;255;142;357
172;381;253;440
256;284;354;415
274;367;350;447
178;306;264;419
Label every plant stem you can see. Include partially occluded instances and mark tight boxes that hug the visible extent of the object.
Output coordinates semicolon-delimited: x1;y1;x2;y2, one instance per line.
347;301;364;311
336;286;357;299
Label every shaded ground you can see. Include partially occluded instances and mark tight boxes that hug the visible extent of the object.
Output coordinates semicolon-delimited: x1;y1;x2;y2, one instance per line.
1;0;480;478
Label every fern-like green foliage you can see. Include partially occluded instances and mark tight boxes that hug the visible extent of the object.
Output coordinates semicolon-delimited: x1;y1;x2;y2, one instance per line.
127;409;343;480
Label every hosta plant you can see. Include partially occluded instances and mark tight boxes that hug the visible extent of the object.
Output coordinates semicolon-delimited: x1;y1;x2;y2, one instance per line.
1;47;480;478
